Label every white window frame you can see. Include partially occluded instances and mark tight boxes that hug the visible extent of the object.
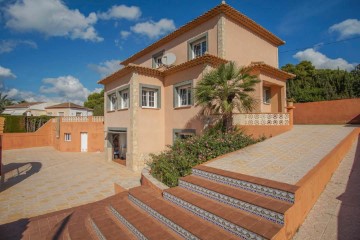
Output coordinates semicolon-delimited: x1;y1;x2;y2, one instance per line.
154;56;162;68
109;93;117;111
263;87;271;104
191;37;207;59
58;112;64;116
120;90;129;109
64;133;71;142
142;88;158;108
177;85;192;107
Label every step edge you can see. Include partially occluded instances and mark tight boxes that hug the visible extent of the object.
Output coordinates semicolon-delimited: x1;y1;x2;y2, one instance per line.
177;180;285;225
89;218;107;240
128;193;200;240
163;191;271;240
192;168;295;203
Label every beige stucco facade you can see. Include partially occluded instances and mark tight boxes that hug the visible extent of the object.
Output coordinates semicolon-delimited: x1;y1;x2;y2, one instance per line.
100;3;294;171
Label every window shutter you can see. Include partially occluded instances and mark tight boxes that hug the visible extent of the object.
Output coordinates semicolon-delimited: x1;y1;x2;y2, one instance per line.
157;88;161;108
173;86;178;107
106;95;110;111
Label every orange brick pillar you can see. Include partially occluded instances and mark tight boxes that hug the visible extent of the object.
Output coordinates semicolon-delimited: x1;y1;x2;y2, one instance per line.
286;106;295;127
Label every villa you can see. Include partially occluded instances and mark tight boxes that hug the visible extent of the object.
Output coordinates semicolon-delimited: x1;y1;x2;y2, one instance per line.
99;2;294;170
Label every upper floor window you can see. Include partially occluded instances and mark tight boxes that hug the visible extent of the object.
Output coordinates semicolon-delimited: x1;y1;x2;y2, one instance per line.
174;80;193;108
76;112;81;116
58;112;64;116
192;38;207;58
120;90;129;109
152;50;164;69
140;84;161;109
263;87;271;104
188;33;208;60
142;88;157;108
108;93;117;111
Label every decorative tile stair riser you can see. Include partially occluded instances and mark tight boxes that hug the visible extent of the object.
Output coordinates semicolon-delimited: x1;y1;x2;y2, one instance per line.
179;179;284;225
109;205;148;240
89;218;107;240
192;168;295;203
128;194;199;240
164;192;266;240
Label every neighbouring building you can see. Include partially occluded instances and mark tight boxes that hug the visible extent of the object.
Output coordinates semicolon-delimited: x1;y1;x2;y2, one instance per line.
98;2;295;170
45;102;93;117
2;102;58;116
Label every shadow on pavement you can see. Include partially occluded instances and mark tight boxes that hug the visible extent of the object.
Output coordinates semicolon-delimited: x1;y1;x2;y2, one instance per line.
337;136;360;239
0;162;42;192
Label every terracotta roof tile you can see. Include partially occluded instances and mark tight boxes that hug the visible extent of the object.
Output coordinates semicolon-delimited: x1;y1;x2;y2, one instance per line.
45;102;91;110
249;62;296;80
121;3;284;66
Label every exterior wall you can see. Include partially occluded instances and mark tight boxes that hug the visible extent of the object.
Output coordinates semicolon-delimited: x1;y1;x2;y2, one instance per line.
259;73;286;113
1;120;53;150
224;17;278;67
294;98;360;124
52;117;104;152
28;109;47;116
132;16;219;68
164;64;207;145
46;108;71;116
136;75;166;167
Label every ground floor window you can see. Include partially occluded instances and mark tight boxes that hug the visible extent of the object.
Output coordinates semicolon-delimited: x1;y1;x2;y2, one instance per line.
64;133;71;141
263;87;271;104
173;129;196;143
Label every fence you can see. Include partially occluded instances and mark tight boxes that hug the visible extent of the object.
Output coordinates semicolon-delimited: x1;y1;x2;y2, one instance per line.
233;113;290;126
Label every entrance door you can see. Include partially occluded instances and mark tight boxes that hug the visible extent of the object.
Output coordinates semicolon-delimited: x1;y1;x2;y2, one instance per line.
81;132;88;152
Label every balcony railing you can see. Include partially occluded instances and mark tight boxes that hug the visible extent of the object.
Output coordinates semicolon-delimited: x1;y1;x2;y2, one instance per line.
233;113;290;126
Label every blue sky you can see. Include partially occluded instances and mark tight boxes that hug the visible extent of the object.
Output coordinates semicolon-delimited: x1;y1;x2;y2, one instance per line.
0;0;359;104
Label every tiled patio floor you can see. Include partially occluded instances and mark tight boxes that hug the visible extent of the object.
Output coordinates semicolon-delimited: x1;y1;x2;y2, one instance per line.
293;136;360;240
0;147;141;225
206;125;357;184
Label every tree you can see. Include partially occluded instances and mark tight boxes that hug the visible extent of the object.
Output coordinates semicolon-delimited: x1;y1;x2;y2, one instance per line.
282;61;359;102
0;92;13;113
195;62;260;132
84;89;104;116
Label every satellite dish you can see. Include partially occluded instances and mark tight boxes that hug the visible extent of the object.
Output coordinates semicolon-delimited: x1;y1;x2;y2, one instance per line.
161;53;176;66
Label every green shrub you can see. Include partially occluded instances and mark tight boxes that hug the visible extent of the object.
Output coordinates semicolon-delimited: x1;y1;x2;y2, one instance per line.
148;131;260;187
2;116;26;133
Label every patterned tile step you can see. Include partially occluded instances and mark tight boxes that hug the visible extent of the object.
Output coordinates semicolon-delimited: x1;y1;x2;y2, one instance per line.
193;165;298;203
89;197;135;240
109;192;181;240
128;186;238;240
164;187;282;240
179;175;292;225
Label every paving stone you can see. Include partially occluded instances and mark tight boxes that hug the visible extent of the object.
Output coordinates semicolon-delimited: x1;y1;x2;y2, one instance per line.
0;147;141;224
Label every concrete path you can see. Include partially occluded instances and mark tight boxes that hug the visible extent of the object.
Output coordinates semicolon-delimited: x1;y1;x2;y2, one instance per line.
293;137;360;240
206;125;357;184
0;147;141;224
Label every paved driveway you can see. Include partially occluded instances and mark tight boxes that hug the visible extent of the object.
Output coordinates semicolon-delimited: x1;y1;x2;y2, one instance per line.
0;147;141;224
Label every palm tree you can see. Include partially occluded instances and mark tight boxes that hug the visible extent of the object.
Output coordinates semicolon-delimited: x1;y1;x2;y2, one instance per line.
0;92;12;114
195;62;260;132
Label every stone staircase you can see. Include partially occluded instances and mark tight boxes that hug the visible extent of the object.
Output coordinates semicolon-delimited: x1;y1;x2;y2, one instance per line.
21;165;299;240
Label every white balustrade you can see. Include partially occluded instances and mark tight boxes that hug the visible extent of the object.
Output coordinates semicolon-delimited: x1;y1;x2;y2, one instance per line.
233;113;290;126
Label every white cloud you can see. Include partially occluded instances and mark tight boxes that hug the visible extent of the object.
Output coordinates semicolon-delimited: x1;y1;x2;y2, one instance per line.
88;60;122;78
4;0;102;42
98;5;141;20
293;48;357;71
329;19;360;39
0;39;37;54
39;75;92;103
131;18;175;39
0;65;16;79
120;30;131;39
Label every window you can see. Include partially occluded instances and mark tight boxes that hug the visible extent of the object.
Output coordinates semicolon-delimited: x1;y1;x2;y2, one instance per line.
120;90;129;109
142;88;157;108
192;38;207;58
173;129;196;143
174;80;193;107
58;112;64;116
140;84;161;109
108;93;117;111
152;50;164;68
64;133;71;142
263;87;271;104
76;112;81;116
188;33;208;60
